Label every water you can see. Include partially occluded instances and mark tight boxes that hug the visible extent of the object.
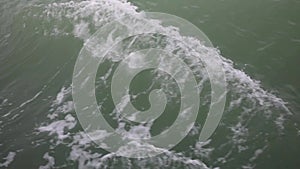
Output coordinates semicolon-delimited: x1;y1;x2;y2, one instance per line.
0;0;299;168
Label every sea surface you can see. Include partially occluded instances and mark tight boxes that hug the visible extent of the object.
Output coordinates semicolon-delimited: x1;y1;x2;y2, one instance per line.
0;0;300;168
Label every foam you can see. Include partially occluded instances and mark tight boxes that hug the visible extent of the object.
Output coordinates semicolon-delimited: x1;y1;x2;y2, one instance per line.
27;0;293;168
39;153;55;169
0;152;16;168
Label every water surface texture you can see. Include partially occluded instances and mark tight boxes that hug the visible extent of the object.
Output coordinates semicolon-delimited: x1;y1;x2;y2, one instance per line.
0;0;300;168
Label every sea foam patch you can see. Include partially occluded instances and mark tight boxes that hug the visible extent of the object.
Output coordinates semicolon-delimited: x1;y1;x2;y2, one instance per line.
27;0;294;168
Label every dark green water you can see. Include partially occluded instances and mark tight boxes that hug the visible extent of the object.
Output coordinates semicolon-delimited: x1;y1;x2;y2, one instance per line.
0;0;299;168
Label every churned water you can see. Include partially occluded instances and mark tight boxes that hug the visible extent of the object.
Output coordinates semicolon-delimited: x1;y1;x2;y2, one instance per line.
0;0;299;168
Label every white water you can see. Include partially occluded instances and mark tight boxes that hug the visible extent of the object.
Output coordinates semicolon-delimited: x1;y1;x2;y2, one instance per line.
1;0;293;168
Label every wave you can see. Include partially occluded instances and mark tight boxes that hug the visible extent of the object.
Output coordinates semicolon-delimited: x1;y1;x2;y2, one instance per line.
0;0;296;168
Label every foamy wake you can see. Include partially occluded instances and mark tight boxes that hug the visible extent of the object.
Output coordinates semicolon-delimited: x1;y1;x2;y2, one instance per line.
8;0;292;168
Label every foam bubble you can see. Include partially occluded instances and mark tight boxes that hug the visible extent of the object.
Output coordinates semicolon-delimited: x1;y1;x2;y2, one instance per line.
29;0;293;168
0;152;16;168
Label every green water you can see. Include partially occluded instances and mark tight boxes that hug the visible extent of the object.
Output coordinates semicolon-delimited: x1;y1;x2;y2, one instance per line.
0;0;299;168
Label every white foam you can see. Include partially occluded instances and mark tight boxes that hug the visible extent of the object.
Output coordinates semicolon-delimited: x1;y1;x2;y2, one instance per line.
73;21;90;39
0;152;16;168
39;153;55;169
31;0;293;168
53;86;71;106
